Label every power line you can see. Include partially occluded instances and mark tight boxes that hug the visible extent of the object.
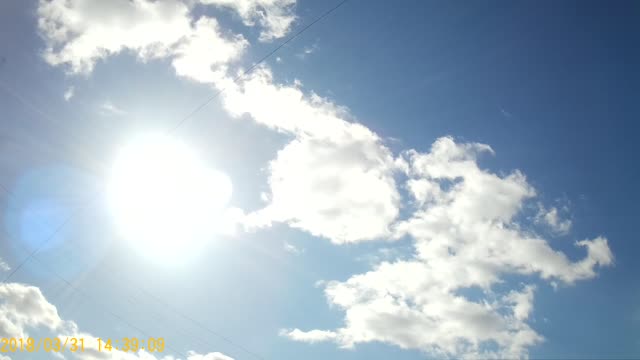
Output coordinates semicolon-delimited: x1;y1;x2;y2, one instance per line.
1;202;87;283
0;192;185;357
169;0;351;132
26;255;190;359
129;276;266;360
2;199;266;360
2;0;351;275
0;0;352;358
1;218;241;359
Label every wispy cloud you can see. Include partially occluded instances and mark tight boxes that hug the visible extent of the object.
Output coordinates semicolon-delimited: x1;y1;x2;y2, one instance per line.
536;204;572;235
500;107;512;118
99;101;127;117
284;242;303;255
63;86;74;101
296;42;319;59
0;258;9;272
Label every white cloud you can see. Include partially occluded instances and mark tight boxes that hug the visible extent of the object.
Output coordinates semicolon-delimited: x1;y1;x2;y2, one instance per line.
38;0;193;74
35;3;614;358
34;3;312;246
99;100;128;117
536;205;572;235
171;17;248;84
281;328;338;343
0;281;234;360
283;137;613;359
0;283;63;338
245;135;399;243
296;43;318;59
283;241;302;254
37;0;294;75
199;0;296;41
37;0;248;75
0;258;9;272
217;68;401;243
64;86;75;101
184;351;234;360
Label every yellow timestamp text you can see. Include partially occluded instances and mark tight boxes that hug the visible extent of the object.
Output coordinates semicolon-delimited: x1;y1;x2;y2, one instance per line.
1;337;85;353
98;337;165;352
0;337;165;353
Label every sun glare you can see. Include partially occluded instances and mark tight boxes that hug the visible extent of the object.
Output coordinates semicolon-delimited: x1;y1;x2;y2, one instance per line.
107;134;231;260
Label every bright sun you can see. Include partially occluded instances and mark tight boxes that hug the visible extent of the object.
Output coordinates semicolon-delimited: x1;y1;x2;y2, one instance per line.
107;134;232;260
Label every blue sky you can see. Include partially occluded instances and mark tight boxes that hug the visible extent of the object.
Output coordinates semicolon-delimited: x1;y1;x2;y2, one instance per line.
0;0;638;359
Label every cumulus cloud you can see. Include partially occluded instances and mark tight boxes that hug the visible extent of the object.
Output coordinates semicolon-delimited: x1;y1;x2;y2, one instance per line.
35;2;614;358
283;137;613;359
536;205;572;235
0;282;234;360
216;68;401;243
36;0;403;241
37;0;248;75
0;283;62;338
38;0;192;74
37;0;296;75
171;18;248;84
200;0;296;41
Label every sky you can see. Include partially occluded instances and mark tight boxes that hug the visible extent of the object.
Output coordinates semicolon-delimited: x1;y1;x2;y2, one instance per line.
0;0;638;359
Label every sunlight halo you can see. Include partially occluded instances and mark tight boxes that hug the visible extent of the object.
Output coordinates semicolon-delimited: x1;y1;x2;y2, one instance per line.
107;133;232;260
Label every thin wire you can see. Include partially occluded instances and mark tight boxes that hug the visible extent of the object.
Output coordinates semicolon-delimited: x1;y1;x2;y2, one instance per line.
133;280;265;360
169;0;351;133
26;255;189;359
2;0;351;283
0;0;352;358
0;78;112;178
1;203;87;283
0;216;230;359
0;79;54;123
